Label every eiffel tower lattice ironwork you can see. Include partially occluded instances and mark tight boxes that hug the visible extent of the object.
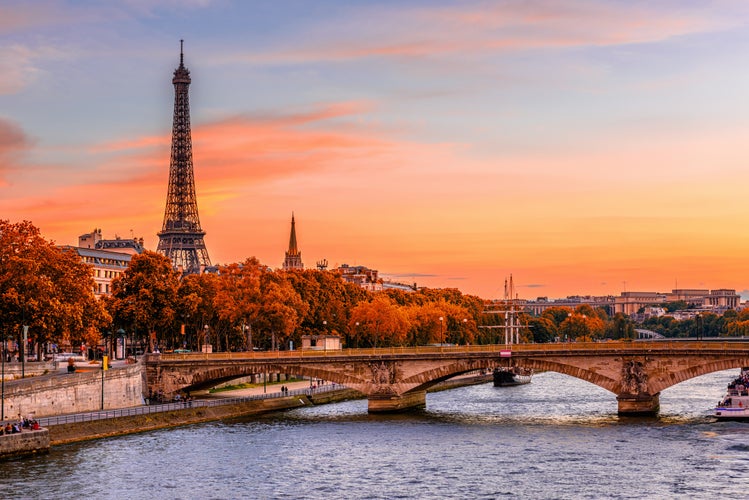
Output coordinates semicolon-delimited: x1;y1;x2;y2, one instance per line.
157;40;211;274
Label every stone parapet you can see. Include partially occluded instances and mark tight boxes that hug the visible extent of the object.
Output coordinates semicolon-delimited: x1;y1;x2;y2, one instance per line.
0;429;50;460
0;362;55;380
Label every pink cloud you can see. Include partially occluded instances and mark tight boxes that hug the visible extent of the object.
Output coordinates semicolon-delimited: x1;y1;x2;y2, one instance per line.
0;117;33;185
0;100;422;244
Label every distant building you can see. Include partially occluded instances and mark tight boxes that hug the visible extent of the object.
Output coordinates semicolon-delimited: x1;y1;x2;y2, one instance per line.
336;264;382;292
520;288;740;317
382;281;417;292
64;229;145;297
523;295;616;316
612;289;740;315
300;334;342;350
78;228;145;255
282;213;304;270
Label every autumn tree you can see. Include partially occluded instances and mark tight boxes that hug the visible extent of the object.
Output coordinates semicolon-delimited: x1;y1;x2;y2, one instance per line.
560;308;606;341
405;302;445;345
108;251;179;352
283;269;368;339
0;220;108;358
253;273;307;350
174;272;223;351
212;258;266;351
350;295;410;347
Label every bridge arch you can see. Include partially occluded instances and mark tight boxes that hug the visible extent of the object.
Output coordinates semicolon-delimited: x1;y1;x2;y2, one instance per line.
146;342;749;415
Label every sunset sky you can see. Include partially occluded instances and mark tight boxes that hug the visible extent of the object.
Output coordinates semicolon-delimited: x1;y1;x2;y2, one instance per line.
3;1;749;300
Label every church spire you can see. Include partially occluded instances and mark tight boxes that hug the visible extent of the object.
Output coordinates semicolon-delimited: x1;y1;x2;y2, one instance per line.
283;213;303;270
288;212;299;255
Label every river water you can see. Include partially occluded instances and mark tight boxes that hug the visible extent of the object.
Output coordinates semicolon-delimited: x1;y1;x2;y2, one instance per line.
3;369;749;499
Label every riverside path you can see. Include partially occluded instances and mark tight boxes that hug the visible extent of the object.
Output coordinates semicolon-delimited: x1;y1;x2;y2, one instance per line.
145;341;749;415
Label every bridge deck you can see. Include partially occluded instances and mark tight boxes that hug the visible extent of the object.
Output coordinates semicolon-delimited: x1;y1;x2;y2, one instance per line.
154;340;749;362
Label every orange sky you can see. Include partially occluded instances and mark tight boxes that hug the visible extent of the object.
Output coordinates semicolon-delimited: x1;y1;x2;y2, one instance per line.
2;1;749;300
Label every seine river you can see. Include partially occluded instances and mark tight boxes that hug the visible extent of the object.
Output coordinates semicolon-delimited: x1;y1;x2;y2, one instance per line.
3;369;749;499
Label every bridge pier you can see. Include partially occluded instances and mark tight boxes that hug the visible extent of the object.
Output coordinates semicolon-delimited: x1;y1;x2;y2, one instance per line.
367;391;426;413
617;393;660;416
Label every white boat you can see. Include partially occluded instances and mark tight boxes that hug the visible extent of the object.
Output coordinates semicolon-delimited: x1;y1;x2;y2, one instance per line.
714;368;749;420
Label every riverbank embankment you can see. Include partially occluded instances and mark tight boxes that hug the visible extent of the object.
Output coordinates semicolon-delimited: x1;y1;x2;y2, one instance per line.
0;428;50;460
48;388;359;446
47;374;490;446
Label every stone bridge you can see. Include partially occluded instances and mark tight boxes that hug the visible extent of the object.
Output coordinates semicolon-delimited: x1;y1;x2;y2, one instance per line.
145;341;749;415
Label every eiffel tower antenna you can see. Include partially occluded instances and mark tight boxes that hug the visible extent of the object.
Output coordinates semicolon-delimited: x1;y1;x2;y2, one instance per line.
156;40;211;274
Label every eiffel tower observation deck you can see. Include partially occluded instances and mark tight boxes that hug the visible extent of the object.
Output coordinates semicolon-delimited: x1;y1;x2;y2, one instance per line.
157;41;211;274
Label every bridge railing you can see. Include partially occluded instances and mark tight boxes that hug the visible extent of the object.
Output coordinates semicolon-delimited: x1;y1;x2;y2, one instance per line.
152;340;749;362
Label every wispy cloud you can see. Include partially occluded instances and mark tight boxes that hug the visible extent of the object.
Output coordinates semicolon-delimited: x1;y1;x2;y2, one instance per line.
218;1;737;67
0;44;46;94
0;116;33;185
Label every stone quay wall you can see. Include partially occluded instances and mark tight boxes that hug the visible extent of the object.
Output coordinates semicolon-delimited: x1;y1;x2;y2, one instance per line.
2;364;145;419
0;429;50;460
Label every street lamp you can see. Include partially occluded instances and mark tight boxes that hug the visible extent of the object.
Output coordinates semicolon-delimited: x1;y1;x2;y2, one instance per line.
203;325;209;353
243;323;252;352
117;328;125;360
322;321;327;352
354;322;359;349
439;317;444;345
1;329;5;421
20;325;29;378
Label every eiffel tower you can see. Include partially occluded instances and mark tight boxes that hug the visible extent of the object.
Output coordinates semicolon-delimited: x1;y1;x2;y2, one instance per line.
157;41;211;274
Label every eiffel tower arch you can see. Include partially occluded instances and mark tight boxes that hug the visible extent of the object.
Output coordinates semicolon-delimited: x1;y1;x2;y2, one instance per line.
157;41;211;274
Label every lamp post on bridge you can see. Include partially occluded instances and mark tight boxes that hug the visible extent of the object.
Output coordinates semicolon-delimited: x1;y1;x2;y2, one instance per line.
322;321;327;352
439;317;444;346
203;325;209;353
117;328;125;360
1;328;5;421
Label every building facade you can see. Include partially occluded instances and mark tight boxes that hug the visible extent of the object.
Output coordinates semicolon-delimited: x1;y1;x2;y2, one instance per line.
336;264;383;292
64;229;145;297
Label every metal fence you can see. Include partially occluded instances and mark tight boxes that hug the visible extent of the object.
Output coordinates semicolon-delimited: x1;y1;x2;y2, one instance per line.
36;383;340;427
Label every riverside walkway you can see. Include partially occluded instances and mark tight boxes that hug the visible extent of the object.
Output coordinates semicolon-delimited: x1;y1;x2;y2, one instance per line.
36;382;340;428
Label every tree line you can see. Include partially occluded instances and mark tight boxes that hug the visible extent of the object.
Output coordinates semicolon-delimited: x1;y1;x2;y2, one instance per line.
2;219;747;358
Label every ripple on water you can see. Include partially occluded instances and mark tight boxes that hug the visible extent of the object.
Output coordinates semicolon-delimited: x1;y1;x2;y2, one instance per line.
2;369;749;499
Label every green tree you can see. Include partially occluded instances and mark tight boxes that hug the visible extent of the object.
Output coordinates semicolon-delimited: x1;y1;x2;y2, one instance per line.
527;316;557;343
606;313;634;340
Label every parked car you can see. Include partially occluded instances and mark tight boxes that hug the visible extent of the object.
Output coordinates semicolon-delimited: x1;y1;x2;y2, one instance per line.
53;353;85;362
